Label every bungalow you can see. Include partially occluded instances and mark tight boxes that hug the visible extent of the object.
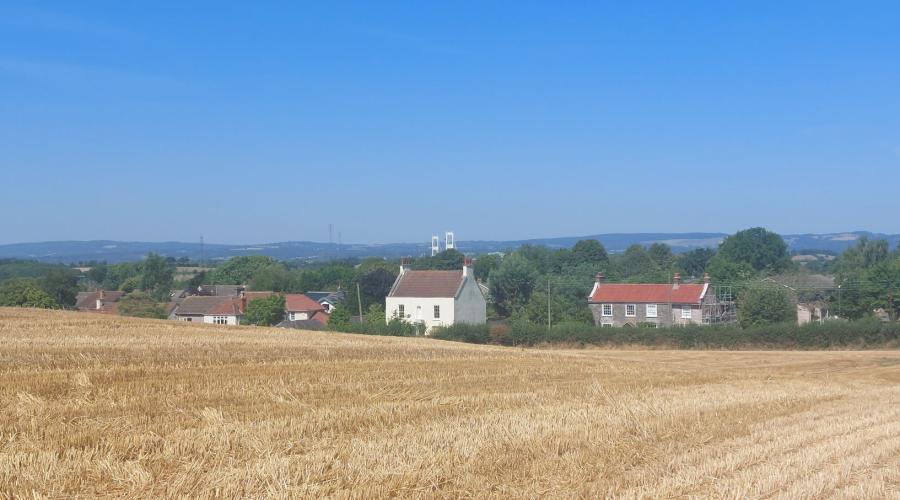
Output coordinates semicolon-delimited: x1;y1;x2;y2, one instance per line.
588;273;716;327
173;295;244;325
284;294;328;322
75;290;124;314
385;257;486;335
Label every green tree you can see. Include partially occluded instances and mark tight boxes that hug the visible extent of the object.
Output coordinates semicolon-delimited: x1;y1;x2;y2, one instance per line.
679;248;716;278
413;249;465;270
328;304;353;331
209;256;276;285
86;263;108;285
0;279;58;308
489;253;539;316
569;240;609;266
865;258;900;321
648;243;674;268
118;292;167;319
738;283;796;328
244;294;286;326
717;227;792;274
473;254;502;282
363;303;386;326
358;267;396;309
41;268;78;308
706;255;757;283
139;253;175;300
249;263;295;292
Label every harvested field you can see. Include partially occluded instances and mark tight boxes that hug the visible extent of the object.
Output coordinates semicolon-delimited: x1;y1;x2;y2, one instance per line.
1;308;899;498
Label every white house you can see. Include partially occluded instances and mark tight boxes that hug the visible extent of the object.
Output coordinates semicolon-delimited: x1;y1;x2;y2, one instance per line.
172;295;244;325
385;257;487;334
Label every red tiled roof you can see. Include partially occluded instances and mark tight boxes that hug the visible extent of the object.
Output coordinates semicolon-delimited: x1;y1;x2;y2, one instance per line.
176;296;243;316
311;311;330;325
285;294;326;313
207;298;243;316
389;270;464;298
589;283;708;305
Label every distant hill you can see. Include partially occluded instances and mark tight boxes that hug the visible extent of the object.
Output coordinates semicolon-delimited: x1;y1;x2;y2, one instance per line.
0;232;896;264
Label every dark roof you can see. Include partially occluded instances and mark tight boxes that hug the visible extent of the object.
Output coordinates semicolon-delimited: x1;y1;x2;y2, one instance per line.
306;291;346;304
197;285;244;297
388;270;465;298
75;291;124;310
175;296;242;316
589;283;708;305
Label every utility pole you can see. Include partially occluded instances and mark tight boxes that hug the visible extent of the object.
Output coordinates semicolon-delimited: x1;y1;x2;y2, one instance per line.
547;275;551;330
357;283;363;321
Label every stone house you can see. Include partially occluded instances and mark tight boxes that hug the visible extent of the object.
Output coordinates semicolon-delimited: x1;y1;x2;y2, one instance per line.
588;273;717;327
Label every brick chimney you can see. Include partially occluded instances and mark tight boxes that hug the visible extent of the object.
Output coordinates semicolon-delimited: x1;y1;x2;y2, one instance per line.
673;272;681;290
463;257;473;277
400;257;411;275
96;290;105;310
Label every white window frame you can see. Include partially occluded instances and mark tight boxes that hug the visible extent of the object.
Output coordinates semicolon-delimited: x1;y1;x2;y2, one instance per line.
625;304;636;317
397;304;405;319
681;306;692;319
213;316;229;325
646;304;658;318
289;312;295;321
601;304;613;317
602;323;613;328
434;305;440;319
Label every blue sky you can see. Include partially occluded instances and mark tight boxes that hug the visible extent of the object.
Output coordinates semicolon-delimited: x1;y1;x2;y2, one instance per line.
2;1;899;245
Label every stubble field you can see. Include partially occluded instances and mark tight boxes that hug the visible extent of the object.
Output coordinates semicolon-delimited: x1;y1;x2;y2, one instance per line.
1;308;899;498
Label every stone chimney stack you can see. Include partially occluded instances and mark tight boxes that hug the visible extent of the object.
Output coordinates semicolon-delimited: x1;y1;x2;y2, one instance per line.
703;272;711;284
595;272;605;284
400;257;411;275
463;257;473;277
673;272;681;290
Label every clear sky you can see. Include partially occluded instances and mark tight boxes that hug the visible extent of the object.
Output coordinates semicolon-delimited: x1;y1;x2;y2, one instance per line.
2;1;899;245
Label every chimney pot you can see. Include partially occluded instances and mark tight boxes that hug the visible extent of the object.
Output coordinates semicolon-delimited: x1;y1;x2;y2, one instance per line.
673;272;681;289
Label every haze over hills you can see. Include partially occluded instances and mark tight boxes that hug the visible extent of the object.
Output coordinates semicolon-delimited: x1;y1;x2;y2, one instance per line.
0;232;896;264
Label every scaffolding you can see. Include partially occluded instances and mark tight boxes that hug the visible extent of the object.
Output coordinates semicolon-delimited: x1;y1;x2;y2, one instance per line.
703;285;737;325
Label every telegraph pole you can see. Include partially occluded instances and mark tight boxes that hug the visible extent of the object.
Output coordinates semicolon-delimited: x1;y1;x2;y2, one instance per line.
547;275;551;330
357;283;363;321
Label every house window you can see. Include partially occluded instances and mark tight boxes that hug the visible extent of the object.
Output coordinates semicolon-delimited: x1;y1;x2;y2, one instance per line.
434;305;440;319
602;304;613;316
289;312;295;321
398;304;405;319
213;316;229;325
681;306;692;319
602;323;613;328
646;304;658;318
625;304;636;317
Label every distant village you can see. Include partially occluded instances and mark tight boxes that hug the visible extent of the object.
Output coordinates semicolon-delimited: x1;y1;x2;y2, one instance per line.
3;227;897;340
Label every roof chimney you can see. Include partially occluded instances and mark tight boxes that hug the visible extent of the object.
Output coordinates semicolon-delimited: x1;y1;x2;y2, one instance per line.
703;272;711;284
595;272;605;284
463;257;473;277
400;257;411;275
673;272;681;290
